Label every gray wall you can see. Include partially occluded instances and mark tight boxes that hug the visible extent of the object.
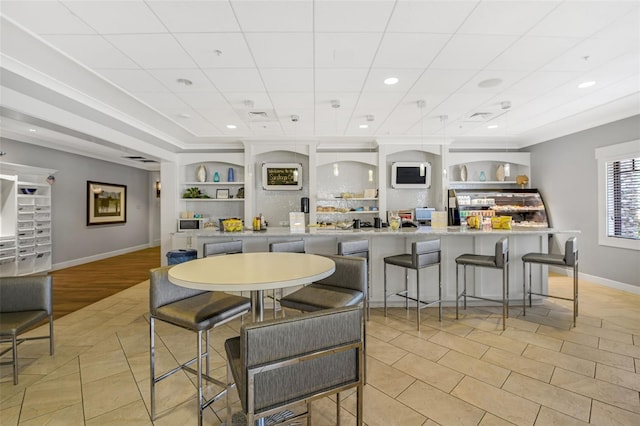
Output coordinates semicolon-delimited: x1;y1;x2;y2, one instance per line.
0;138;154;267
526;115;640;287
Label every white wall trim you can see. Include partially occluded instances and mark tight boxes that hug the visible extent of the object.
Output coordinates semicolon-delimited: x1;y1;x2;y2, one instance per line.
51;244;152;271
549;266;640;295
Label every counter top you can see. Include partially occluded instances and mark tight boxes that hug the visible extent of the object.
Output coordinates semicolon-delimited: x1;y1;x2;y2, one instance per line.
174;226;580;238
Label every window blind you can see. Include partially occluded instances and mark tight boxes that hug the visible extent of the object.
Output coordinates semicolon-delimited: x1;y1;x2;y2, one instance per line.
606;157;640;240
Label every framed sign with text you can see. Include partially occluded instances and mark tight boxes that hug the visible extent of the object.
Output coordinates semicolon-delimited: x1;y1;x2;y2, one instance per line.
261;163;302;190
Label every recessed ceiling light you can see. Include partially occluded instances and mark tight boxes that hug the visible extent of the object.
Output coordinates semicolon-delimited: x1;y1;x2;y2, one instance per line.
178;113;191;119
176;78;193;86
359;124;369;129
226;124;237;129
578;81;596;89
384;77;399;85
478;78;503;88
487;124;499;129
28;128;37;132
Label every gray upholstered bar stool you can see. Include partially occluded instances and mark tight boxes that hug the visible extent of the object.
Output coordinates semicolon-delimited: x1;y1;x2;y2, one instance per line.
522;237;578;326
383;239;441;331
149;266;250;425
338;239;371;320
203;240;242;257
455;237;509;330
268;240;305;318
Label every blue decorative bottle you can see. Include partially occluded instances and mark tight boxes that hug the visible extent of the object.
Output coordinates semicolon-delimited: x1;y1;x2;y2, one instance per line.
213;171;220;182
227;167;234;182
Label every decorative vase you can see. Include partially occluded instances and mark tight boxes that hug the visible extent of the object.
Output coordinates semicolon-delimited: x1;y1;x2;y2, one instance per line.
213;171;220;182
196;165;207;182
479;171;486;182
460;165;467;182
496;164;505;182
227;167;235;182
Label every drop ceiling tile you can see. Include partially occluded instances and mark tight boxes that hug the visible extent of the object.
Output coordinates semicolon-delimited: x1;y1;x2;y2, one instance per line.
486;36;580;72
410;69;477;94
261;68;313;92
430;34;518;70
147;1;240;32
315;69;369;92
386;1;477;33
132;91;190;110
231;0;312;32
105;34;197;69
98;69;168;93
41;35;138;69
362;68;424;92
315;0;395;32
62;0;166;34
1;1;96;34
199;107;248;125
503;71;579;96
528;1;636;37
203;68;266;92
223;92;274;111
147;69;219;93
458;1;560;35
269;92;315;112
315;33;382;68
175;33;254;68
434;92;498;123
176;91;229;110
244;33;313;68
458;70;530;95
373;33;451;68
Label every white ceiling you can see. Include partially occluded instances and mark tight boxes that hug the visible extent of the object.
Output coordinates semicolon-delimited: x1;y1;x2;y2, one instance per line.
1;0;639;170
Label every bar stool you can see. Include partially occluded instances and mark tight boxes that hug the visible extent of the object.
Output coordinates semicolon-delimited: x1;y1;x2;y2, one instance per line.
149;266;250;425
522;237;578;326
383;239;441;331
269;240;305;318
455;237;509;330
203;240;242;257
338;239;371;320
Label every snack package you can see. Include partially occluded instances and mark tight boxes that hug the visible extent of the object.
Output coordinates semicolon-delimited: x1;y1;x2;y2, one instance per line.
491;216;512;230
466;215;481;229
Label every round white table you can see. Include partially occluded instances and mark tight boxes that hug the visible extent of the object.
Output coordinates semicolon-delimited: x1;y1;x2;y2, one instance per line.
168;252;336;321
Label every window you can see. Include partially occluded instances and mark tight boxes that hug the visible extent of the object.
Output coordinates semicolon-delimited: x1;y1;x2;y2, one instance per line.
596;140;640;250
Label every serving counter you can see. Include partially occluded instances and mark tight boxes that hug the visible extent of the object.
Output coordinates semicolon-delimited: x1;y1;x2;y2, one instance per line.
171;227;579;308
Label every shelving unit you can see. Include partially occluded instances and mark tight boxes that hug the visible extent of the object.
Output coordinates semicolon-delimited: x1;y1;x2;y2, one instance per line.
447;152;531;188
0;163;55;277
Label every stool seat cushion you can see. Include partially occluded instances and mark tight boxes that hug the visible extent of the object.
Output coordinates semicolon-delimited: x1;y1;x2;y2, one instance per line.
384;252;440;269
522;253;566;266
279;283;364;312
0;310;49;336
154;292;251;331
455;254;498;268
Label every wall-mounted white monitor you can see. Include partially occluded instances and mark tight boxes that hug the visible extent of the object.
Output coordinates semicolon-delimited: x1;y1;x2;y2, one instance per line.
391;162;431;189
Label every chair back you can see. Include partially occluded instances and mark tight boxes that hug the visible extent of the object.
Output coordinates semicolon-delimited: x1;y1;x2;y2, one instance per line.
564;237;578;266
494;237;509;268
338;240;369;259
149;266;206;313
0;276;52;314
314;254;366;294
203;240;242;257
269;240;305;253
239;306;362;413
411;240;441;269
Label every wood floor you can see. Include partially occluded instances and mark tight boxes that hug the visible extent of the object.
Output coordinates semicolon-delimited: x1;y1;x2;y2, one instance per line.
49;246;161;319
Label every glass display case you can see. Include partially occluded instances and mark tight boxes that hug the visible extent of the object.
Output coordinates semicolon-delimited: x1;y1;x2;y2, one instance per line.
448;188;549;227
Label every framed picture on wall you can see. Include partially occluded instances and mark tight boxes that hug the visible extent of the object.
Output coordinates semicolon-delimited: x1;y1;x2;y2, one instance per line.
87;181;127;225
216;188;230;199
262;162;302;190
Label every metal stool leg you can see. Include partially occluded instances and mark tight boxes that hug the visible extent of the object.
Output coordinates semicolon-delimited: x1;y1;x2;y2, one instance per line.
384;262;388;317
455;264;459;320
416;269;420;331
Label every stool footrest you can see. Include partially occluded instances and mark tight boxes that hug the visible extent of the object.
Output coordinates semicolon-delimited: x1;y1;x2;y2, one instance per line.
458;292;507;307
391;293;441;310
528;291;575;302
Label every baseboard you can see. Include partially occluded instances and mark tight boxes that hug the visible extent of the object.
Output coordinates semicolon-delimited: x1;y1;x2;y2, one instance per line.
549;266;640;295
51;244;152;271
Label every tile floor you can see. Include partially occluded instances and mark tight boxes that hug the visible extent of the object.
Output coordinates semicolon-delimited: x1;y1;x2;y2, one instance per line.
1;275;639;425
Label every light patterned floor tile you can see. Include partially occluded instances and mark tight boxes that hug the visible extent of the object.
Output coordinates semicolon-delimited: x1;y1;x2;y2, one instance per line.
536;324;599;348
20;371;82;422
479;412;517;425
572;323;634;344
364;356;415;398
502;372;591;421
561;341;635;371
595;363;640;392
590;400;640;426
344;384;426;426
397;380;485;426
466;329;528;355
534;406;590;425
82;370;142;420
393;352;463;393
451;376;540;426
366;335;408;365
522;345;595;377
501;327;563;351
86;399;152;426
551;368;640;414
389;332;448;362
428;330;488;358
481;347;554;383
438;350;510;387
18;402;84;426
599;337;640;358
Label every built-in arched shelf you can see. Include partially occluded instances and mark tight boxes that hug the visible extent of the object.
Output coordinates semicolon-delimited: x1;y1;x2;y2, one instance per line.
447;152;530;188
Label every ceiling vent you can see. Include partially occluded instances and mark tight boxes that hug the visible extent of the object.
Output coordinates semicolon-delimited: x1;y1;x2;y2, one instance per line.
248;111;271;122
465;112;493;122
123;155;158;163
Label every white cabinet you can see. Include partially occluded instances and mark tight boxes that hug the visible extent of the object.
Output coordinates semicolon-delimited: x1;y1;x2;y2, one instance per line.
0;163;55;277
